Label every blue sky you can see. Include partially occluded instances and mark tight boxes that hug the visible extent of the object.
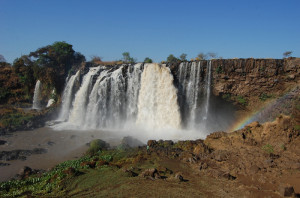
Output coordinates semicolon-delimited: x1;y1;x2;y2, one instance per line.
0;0;299;63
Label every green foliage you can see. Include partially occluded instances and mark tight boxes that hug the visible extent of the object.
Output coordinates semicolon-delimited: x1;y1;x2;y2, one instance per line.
179;53;187;61
259;93;272;101
0;112;34;128
236;96;247;106
216;65;223;74
294;125;300;131
87;139;109;156
283;51;293;58
29;41;85;93
222;93;231;101
0;87;11;102
197;53;207;60
262;144;274;153
144;57;153;63
122;52;136;64
166;54;179;63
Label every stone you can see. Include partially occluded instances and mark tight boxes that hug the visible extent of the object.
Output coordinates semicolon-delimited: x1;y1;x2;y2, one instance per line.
0;140;7;145
279;185;294;197
174;173;184;182
140;168;157;178
18;166;32;179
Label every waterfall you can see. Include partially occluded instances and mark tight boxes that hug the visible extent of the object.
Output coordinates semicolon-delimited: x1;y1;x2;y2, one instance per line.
136;63;181;130
32;80;42;109
46;89;55;107
204;61;212;120
58;71;80;121
54;61;215;139
68;67;101;126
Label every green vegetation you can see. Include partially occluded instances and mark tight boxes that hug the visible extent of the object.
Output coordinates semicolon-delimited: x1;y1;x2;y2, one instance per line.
87;139;110;155
166;54;180;63
216;65;223;74
179;53;187;61
259;93;273;101
236;96;247;106
122;52;136;64
283;51;293;58
294;125;300;131
143;57;153;63
221;93;231;101
0;110;34;129
262;144;274;153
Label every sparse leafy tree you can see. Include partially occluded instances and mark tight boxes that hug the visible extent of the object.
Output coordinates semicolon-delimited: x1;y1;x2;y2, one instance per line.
0;54;6;63
122;52;136;63
207;52;217;59
179;53;187;61
144;57;153;63
91;56;102;64
283;51;293;58
167;54;180;63
197;53;207;60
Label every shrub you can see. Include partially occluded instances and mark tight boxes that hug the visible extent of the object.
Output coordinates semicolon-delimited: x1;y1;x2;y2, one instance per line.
259;93;272;101
87;139;110;156
216;66;223;74
236;96;247;106
262;144;274;153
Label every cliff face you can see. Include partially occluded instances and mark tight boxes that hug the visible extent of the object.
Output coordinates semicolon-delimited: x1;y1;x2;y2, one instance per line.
211;58;299;98
169;58;300;126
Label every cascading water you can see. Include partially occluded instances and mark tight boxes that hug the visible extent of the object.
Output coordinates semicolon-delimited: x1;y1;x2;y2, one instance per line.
32;80;42;109
54;61;216;139
204;61;212;120
136;63;181;130
58;71;80;121
68;67;101;126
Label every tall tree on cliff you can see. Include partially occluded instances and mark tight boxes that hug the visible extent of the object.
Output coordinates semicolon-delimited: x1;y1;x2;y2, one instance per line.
29;41;85;93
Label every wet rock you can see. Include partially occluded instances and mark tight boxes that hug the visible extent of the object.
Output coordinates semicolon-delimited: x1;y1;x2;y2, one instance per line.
47;141;55;146
147;140;158;148
18;166;32;179
119;136;145;149
0;148;47;161
0;140;7;145
0;162;10;166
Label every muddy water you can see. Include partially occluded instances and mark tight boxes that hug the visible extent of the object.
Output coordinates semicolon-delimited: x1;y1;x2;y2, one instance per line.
0;127;121;182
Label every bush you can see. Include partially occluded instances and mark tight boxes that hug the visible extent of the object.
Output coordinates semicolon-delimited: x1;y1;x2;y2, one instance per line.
216;66;223;74
87;139;110;155
236;96;247;106
259;93;272;101
262;144;274;153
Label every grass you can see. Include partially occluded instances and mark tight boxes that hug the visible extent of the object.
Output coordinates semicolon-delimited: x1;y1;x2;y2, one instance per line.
0;111;34;128
236;96;247;106
262;144;274;153
259;93;273;101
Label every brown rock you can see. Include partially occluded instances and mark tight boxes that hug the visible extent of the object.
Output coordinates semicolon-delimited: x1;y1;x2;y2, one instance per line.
279;185;294;197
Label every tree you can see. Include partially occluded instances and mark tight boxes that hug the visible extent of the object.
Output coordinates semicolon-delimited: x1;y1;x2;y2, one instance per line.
179;53;187;61
122;52;136;64
144;57;153;63
167;54;179;63
91;56;102;64
283;51;293;58
29;41;85;93
197;53;207;60
0;54;6;63
207;52;217;59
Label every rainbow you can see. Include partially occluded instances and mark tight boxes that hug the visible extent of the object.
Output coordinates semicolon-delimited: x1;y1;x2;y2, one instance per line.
228;86;299;132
